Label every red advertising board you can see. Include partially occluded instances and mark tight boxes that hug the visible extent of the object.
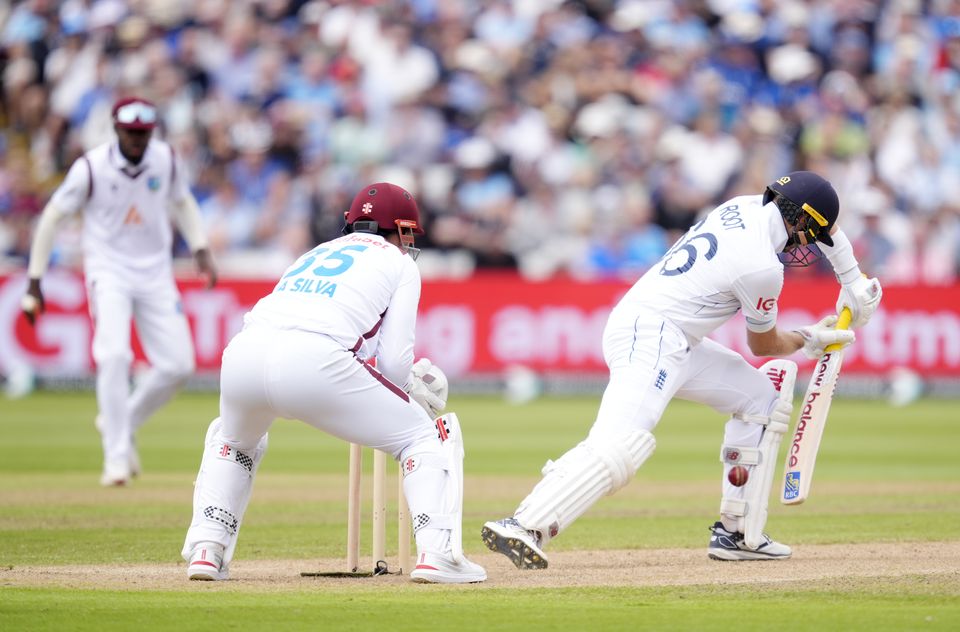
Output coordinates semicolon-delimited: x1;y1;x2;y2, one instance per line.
2;271;959;378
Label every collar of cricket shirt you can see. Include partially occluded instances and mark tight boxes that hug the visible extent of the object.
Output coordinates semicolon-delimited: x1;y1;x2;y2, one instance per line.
109;142;152;179
763;195;789;253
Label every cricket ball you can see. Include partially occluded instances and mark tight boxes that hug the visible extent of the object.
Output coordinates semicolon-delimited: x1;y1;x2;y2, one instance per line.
20;294;39;313
728;465;749;487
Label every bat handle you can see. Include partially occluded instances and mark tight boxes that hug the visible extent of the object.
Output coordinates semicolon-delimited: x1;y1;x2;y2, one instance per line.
825;306;853;352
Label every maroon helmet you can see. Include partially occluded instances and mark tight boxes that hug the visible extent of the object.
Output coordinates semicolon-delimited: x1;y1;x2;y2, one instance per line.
112;97;158;130
344;182;423;258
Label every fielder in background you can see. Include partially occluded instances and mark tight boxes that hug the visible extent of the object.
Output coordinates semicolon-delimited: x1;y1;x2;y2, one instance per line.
21;96;217;487
482;171;882;566
181;183;486;584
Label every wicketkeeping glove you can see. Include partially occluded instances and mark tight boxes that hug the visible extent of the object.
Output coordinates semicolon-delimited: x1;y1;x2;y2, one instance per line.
836;275;882;329
406;358;448;418
794;315;856;359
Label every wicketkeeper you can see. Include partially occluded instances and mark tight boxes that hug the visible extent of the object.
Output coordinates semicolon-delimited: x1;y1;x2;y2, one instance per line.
482;171;881;565
182;183;486;583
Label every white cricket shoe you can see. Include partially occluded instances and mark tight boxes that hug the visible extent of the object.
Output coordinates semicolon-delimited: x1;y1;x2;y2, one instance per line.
188;542;227;581
707;521;792;561
410;552;486;584
480;517;549;569
99;460;131;487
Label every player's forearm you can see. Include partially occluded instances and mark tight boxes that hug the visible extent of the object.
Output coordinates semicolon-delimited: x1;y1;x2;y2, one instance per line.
748;327;805;358
771;329;805;357
171;193;209;252
26;202;65;279
819;228;861;285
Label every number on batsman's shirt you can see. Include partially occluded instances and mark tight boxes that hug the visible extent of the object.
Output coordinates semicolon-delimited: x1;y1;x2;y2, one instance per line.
272;245;370;297
607;194;787;345
245;233;422;381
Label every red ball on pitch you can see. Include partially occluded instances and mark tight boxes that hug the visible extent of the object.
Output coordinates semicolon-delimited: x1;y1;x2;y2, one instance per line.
728;465;749;487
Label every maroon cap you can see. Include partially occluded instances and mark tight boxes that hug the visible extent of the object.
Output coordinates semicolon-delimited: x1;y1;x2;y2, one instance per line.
112;97;158;130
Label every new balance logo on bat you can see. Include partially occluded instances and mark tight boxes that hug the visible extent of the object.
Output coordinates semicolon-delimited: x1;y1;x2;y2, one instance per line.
813;353;832;387
787;391;822;468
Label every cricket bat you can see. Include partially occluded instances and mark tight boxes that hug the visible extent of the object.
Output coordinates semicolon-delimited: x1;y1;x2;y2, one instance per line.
781;307;852;505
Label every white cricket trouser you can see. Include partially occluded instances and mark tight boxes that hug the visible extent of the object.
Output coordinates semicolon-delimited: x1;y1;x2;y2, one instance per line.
594;313;777;440
183;322;449;561
88;275;194;468
594;309;778;435
592;309;779;514
215;323;436;454
509;310;779;543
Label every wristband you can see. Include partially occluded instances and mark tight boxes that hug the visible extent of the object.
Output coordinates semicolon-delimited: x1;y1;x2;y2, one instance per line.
819;229;861;285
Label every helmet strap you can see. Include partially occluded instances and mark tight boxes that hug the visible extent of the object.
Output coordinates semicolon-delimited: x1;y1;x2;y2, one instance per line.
351;220;379;234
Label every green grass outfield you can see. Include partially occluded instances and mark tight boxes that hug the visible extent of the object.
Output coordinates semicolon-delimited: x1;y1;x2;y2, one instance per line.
1;391;958;631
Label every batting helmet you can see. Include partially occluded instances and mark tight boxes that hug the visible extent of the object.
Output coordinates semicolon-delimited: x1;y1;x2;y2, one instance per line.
763;171;838;267
344;182;423;258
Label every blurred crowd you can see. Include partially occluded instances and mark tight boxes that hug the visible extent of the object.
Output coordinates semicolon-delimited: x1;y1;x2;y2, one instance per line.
1;0;959;282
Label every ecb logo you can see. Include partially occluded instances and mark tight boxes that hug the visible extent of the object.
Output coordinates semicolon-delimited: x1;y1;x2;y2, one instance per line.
148;176;161;191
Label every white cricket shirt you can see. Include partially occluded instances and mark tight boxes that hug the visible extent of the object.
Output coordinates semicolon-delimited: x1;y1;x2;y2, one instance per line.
610;194;788;345
246;233;421;387
50;139;190;286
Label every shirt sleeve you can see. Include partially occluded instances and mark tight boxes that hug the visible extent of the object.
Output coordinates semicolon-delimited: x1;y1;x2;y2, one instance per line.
374;257;421;387
732;265;784;333
167;149;191;204
48;157;92;215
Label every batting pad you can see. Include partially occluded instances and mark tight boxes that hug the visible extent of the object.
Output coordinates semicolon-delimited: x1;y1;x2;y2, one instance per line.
399;413;465;560
514;429;655;547
438;413;465;561
182;418;268;568
720;359;796;548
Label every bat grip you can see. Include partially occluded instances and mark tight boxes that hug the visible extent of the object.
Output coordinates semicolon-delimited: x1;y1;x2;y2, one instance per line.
825;306;853;352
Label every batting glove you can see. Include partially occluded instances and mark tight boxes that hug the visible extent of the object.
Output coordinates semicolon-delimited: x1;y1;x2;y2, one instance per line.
836;275;882;329
794;315;856;359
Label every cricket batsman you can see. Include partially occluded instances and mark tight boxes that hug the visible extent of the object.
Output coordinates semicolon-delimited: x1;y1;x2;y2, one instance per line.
482;171;882;565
